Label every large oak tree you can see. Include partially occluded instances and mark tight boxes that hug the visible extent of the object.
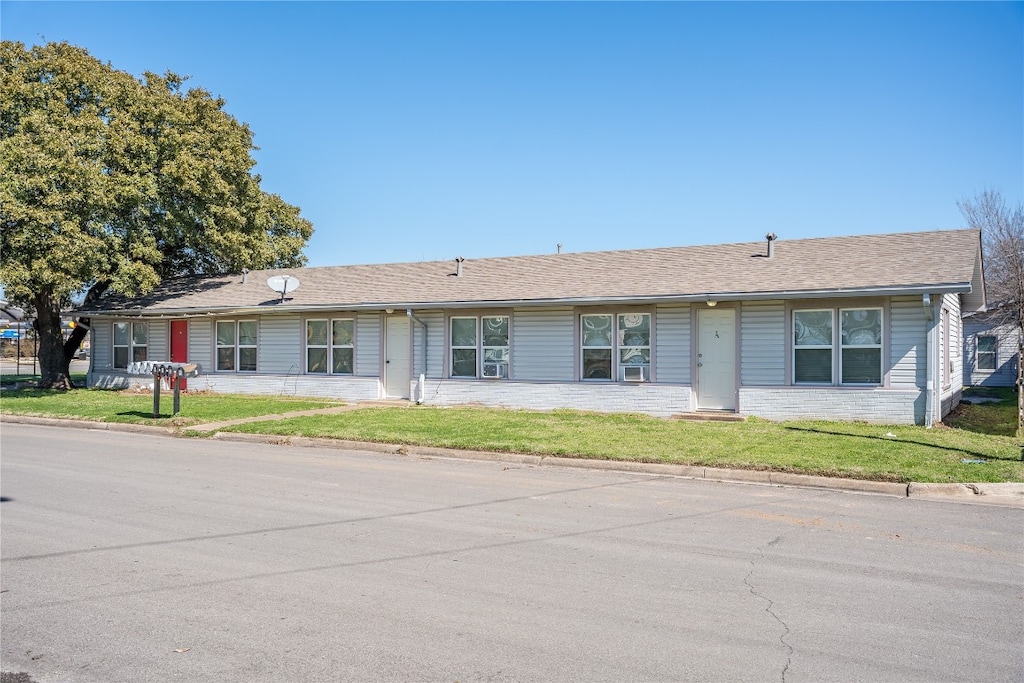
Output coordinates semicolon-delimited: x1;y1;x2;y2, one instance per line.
0;41;313;388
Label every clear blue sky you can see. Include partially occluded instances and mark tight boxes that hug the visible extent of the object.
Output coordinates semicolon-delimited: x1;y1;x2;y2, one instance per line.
2;1;1022;268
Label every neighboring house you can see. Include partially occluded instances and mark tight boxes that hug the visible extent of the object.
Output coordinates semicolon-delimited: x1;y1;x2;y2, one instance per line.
963;308;1019;388
79;229;984;426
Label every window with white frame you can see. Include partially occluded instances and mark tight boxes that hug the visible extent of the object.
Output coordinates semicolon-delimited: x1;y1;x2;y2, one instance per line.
113;321;148;369
306;318;354;374
793;308;882;385
581;312;651;381
450;315;509;378
216;320;258;372
841;309;882;384
977;335;997;371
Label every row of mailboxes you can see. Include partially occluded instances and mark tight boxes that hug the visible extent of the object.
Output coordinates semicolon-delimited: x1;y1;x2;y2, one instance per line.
126;362;201;416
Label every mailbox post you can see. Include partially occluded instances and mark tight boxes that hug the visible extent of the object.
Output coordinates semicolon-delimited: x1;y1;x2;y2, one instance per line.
127;362;201;417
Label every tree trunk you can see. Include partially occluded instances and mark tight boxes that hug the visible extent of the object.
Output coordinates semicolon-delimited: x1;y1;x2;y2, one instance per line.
32;291;72;390
1018;325;1023;439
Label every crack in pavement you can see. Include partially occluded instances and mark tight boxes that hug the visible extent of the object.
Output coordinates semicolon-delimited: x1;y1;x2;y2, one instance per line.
744;534;794;683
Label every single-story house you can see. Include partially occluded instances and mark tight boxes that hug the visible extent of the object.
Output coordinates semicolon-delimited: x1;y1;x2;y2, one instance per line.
80;229;984;425
963;307;1019;388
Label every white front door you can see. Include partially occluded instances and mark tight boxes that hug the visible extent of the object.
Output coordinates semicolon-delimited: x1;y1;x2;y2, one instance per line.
697;308;737;410
384;316;411;399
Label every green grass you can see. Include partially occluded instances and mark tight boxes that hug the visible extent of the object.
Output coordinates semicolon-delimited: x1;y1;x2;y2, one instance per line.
947;387;1020;436
2;387;1022;483
0;387;343;426
1;372;88;386
221;406;1024;484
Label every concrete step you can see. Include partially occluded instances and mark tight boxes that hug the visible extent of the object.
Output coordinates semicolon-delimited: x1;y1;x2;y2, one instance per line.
671;411;746;423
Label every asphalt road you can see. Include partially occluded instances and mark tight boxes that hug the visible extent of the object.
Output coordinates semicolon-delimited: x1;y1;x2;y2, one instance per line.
1;424;1022;682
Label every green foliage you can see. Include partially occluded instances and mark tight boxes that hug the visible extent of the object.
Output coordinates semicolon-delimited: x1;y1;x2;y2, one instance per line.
0;41;313;385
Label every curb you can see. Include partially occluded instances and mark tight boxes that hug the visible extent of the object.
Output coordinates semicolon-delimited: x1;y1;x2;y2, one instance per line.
3;414;1022;508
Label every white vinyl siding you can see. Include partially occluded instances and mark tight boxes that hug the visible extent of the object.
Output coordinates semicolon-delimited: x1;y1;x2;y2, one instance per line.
963;318;1018;388
740;301;785;385
148;320;169;362
355;313;380;376
260;315;301;375
889;296;926;387
411;310;443;379
511;308;574;381
189;320;213;372
91;323;112;369
655;304;690;384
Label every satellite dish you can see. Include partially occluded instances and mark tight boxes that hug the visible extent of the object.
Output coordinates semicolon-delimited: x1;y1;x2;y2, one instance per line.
266;274;301;301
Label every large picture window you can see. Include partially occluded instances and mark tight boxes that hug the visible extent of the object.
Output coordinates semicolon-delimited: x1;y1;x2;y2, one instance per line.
793;308;881;385
450;315;509;378
306;318;354;374
113;322;148;369
216;320;257;372
581;312;651;381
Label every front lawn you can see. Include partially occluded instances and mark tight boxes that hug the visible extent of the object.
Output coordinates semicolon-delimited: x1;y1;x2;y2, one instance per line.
3;387;1021;483
0;388;343;426
222;406;1024;484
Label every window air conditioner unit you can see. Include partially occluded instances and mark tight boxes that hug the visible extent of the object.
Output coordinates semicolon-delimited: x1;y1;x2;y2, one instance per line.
622;366;645;382
482;363;507;379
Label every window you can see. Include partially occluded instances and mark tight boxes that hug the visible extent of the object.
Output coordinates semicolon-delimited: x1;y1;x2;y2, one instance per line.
581;312;651;381
113;322;147;369
306;318;354;374
450;315;509;378
794;308;881;385
216;320;257;372
977;335;997;371
841;309;882;384
793;310;832;383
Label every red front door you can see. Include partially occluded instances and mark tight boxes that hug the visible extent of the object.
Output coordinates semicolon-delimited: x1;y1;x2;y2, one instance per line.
170;320;188;390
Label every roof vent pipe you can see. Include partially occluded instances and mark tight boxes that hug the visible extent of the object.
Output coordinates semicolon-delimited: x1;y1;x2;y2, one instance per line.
455;256;465;277
242;268;249;284
557;243;562;254
765;233;778;258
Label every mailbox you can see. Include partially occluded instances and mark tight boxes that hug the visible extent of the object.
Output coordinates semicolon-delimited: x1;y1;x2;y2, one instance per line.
126;362;202;417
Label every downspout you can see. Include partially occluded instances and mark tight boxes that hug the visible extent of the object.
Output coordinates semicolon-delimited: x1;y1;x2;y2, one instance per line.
407;308;428;404
923;293;937;428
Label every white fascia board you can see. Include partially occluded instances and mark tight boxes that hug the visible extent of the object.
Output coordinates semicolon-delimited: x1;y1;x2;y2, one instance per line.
79;282;974;317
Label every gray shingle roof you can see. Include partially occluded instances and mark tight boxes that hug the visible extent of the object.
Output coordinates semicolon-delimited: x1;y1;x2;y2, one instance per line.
82;229;983;315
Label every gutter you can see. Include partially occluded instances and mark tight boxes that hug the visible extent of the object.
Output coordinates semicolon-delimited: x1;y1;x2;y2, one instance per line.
406;307;428;377
77;283;976;318
924;294;938;428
